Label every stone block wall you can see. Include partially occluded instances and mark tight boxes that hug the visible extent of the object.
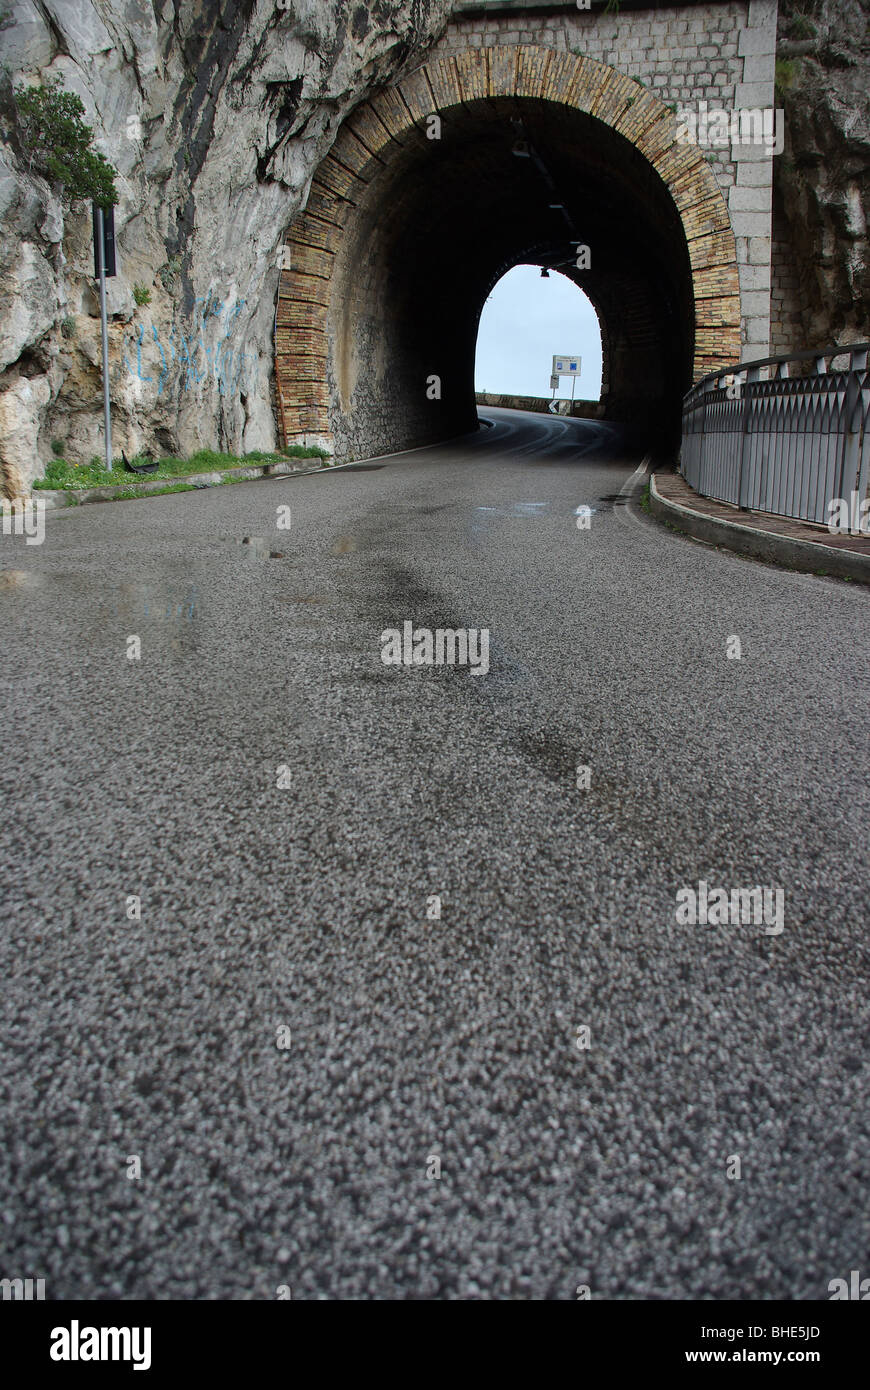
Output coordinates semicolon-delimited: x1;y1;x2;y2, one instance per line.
767;191;811;358
770;221;807;355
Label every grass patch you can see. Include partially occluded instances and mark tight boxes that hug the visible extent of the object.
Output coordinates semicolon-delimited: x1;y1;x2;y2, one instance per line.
35;444;331;491
640;482;651;514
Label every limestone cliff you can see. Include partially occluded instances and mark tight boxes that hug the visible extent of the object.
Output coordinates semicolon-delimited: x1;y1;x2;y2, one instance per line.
0;0;452;495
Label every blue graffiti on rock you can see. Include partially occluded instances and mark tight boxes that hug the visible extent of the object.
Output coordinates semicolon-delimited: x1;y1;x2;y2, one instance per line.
122;291;253;398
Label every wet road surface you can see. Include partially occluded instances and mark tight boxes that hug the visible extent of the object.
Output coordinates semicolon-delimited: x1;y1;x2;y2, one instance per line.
1;407;868;1299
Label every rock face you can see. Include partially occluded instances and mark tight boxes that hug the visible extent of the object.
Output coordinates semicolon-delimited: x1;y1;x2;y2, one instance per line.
0;0;452;496
774;0;870;347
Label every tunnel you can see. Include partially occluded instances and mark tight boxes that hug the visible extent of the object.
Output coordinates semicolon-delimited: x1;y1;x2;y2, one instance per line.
275;48;741;462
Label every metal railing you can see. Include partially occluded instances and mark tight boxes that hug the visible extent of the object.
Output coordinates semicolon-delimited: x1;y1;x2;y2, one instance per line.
681;344;870;525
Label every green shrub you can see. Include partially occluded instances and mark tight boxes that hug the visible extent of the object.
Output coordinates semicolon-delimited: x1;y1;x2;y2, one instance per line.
132;283;151;307
158;256;182;289
60;315;76;339
50;439;65;457
13;77;118;204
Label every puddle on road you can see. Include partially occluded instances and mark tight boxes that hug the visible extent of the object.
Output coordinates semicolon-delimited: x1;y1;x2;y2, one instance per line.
572;494;630;516
104;579;200;625
470;500;554;539
474;501;550;518
240;536;284;560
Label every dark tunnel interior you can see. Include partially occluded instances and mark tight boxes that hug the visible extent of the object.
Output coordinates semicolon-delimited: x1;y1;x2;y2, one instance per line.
327;96;697;459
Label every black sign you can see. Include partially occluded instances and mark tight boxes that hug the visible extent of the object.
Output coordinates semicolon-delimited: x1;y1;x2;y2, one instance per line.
92;203;116;278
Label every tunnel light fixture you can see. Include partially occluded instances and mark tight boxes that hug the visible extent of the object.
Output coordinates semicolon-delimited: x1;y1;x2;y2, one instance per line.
549;202;565;209
511;140;531;158
540;268;550;278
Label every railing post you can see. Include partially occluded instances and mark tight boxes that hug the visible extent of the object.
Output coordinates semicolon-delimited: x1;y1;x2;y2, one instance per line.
737;365;760;510
854;350;870;509
838;348;868;504
698;376;712;491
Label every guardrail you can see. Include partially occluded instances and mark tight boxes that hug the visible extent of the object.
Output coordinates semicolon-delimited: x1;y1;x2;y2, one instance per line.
680;344;870;525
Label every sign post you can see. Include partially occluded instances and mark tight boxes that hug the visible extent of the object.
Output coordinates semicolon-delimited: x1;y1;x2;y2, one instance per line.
92;203;116;473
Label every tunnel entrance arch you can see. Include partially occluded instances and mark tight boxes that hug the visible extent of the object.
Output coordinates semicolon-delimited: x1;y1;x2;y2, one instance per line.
275;46;740;460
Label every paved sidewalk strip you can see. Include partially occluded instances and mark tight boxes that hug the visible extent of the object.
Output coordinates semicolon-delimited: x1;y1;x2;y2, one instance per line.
651;471;870;584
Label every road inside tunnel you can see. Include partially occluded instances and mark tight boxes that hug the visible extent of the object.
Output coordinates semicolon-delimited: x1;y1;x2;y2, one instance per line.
470;405;639;465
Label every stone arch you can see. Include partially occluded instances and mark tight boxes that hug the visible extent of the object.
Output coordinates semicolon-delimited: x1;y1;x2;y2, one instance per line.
275;46;741;457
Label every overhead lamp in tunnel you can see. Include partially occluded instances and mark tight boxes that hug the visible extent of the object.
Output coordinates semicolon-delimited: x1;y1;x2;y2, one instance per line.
549;202;565;210
511;140;531;158
540;267;550;278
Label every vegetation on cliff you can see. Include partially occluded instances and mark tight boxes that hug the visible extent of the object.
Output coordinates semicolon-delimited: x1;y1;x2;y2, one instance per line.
12;76;118;205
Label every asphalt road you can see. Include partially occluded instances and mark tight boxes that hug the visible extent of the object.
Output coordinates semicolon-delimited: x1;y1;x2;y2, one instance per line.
1;407;868;1300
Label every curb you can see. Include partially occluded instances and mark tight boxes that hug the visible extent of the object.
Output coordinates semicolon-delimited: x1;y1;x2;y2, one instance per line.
649;474;870;585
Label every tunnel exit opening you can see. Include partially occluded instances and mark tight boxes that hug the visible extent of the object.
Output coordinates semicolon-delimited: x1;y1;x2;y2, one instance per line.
276;48;741;463
474;264;604;406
